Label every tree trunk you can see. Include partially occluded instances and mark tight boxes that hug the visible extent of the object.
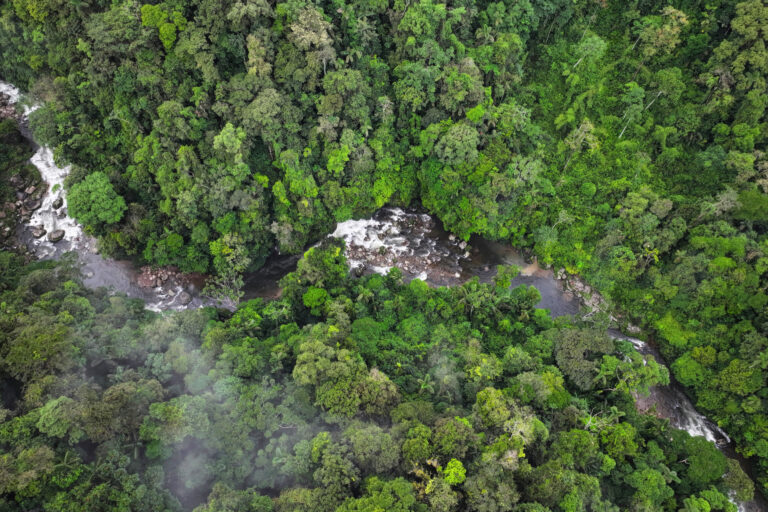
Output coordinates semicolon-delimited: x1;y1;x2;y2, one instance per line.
644;91;663;111
632;58;646;81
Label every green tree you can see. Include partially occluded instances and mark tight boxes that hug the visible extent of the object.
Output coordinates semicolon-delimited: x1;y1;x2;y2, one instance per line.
68;172;127;226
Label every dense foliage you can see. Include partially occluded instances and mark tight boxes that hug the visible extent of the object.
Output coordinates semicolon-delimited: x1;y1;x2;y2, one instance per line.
0;245;756;511
1;0;768;499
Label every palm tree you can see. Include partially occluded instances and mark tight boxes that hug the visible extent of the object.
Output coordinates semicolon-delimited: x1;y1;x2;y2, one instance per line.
417;373;435;396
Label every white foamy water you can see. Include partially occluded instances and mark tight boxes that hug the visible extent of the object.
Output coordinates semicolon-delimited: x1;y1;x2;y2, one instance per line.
330;208;410;270
27;148;82;257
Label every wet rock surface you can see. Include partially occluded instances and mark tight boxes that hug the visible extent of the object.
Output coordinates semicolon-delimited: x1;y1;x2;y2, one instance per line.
47;229;65;243
30;225;46;239
0;91;21;121
0;128;40;251
136;265;202;291
131;265;208;311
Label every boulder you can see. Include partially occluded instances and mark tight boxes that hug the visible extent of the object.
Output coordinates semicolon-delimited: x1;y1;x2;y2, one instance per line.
137;271;156;288
178;291;193;305
52;197;63;209
31;226;46;239
47;229;65;243
24;198;41;211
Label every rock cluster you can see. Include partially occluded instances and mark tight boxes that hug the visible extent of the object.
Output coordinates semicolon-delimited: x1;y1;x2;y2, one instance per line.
137;266;178;289
1;173;45;248
136;265;201;306
0;92;20;121
335;208;471;286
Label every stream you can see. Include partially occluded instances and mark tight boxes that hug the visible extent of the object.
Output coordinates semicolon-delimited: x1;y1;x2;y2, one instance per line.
1;81;763;511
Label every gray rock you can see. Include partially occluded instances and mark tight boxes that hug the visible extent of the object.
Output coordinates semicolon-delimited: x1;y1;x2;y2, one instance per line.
47;229;65;243
52;197;63;209
24;185;36;195
31;226;46;239
178;291;193;305
24;198;41;211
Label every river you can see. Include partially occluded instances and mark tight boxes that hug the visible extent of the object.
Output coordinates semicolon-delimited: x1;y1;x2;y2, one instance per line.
1;80;763;511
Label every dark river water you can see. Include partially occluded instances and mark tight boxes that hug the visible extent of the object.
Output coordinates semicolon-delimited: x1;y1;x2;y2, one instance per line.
2;80;764;511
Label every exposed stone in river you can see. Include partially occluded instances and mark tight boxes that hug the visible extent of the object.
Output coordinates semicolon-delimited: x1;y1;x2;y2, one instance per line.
0;92;20;120
47;229;65;242
52;197;63;209
24;198;41;211
31;225;46;239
